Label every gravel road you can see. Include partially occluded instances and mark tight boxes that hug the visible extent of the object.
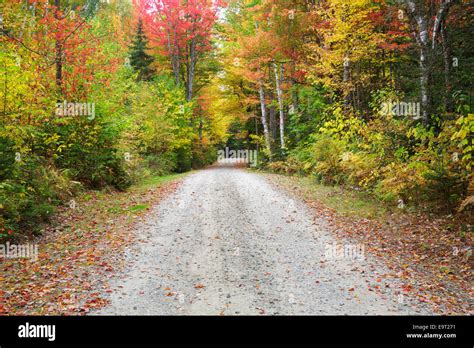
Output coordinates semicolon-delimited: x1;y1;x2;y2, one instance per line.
96;166;432;315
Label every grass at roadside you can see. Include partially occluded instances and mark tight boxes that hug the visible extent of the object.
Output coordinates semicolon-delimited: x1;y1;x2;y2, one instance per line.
254;170;390;220
133;172;189;192
279;175;388;220
78;173;189;218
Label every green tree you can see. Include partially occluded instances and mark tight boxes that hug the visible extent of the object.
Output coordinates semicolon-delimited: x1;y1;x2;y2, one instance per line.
129;19;155;81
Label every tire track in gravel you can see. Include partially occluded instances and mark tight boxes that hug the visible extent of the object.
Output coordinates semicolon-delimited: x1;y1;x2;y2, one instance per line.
95;166;432;315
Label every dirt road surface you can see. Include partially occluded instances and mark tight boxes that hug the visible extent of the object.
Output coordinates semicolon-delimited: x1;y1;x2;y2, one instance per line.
96;166;432;315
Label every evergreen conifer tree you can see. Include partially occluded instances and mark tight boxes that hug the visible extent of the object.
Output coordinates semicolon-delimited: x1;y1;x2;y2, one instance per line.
129;19;154;81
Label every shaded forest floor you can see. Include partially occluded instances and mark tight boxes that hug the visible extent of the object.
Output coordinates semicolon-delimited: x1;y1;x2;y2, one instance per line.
264;172;473;314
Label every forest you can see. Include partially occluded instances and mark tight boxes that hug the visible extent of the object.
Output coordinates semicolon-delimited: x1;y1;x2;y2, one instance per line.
0;0;472;316
1;0;472;240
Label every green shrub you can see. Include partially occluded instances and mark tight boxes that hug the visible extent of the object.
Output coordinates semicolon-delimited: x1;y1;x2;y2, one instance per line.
423;161;465;210
312;135;345;184
0;156;77;240
375;161;428;205
267;160;300;174
340;151;380;189
192;144;218;168
45;121;132;191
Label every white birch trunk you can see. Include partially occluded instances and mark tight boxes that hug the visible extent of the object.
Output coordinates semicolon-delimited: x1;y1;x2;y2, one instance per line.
258;72;272;156
273;63;285;149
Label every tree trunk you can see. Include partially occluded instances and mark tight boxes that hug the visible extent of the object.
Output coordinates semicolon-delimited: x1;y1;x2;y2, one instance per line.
274;63;285;149
258;74;272;156
441;24;452;112
404;0;453;125
405;0;430;124
343;56;351;106
54;0;62;93
267;66;276;139
419;40;430;125
290;61;299;111
167;30;180;85
198;112;203;144
186;38;196;101
269;106;276;139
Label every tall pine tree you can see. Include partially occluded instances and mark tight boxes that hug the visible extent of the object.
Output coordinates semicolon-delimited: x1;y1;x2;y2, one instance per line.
129;19;154;81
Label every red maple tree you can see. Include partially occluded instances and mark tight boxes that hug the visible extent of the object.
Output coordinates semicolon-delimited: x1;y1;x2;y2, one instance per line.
135;0;225;100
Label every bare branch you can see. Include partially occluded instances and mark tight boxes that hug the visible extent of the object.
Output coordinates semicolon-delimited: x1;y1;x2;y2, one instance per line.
1;28;50;58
